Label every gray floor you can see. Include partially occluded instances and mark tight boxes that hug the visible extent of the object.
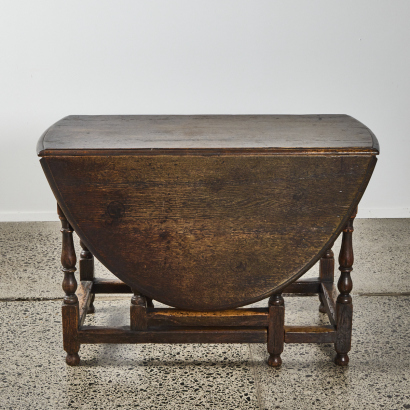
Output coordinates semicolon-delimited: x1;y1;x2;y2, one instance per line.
0;220;409;409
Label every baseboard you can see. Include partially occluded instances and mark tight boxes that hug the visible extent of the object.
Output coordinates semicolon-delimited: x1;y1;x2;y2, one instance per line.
0;208;409;222
356;208;410;218
0;212;59;222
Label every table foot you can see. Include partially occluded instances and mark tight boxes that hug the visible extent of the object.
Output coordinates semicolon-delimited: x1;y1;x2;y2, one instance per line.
334;353;349;366
268;354;282;367
66;353;80;366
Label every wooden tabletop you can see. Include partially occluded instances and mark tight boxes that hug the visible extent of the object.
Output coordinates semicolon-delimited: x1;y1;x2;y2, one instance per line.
37;115;379;156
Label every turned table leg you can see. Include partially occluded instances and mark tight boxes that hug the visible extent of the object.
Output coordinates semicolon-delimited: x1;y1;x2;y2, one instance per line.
267;293;285;367
80;240;95;314
319;245;335;313
334;209;356;366
58;204;80;366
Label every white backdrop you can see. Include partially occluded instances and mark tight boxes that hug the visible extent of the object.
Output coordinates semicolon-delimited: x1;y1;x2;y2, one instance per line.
1;0;409;220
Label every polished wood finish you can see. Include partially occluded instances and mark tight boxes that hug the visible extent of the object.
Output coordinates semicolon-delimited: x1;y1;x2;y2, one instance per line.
74;278;341;345
78;326;268;344
334;209;356;366
63;235;362;366
284;277;321;295
79;240;94;281
58;204;80;366
320;246;335;282
267;294;285;367
39;115;378;312
92;278;131;293
91;277;323;295
147;308;269;328
38;115;379;367
37;115;379;154
284;325;336;343
41;154;376;311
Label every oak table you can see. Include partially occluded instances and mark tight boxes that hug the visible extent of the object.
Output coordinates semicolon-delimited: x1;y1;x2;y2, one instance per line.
37;115;379;367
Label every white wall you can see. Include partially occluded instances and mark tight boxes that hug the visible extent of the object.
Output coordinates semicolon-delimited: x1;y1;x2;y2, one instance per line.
1;0;409;221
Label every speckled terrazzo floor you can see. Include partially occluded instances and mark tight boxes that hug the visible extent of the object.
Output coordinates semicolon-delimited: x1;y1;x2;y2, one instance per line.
0;220;409;409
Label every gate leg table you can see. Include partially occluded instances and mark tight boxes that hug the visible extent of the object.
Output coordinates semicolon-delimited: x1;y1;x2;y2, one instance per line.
37;115;379;367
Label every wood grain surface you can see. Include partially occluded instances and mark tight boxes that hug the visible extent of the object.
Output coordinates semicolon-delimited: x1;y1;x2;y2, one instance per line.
41;153;376;310
37;115;379;155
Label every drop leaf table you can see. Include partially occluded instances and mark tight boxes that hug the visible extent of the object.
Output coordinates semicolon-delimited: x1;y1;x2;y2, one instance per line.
37;115;379;367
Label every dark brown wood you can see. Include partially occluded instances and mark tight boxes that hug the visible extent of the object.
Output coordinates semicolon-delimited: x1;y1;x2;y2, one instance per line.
130;291;148;331
147;308;268;328
79;240;95;313
283;277;321;294
92;277;322;296
77;281;93;326
39;115;379;367
37;115;379;155
319;246;335;282
78;326;267;344
319;245;335;312
320;282;337;327
79;240;94;281
284;325;336;343
92;278;131;293
58;204;80;366
267;294;285;367
334;209;356;366
41;154;376;311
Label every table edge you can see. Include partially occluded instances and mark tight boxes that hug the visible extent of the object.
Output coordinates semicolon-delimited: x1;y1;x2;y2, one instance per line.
37;148;379;157
36;114;380;157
